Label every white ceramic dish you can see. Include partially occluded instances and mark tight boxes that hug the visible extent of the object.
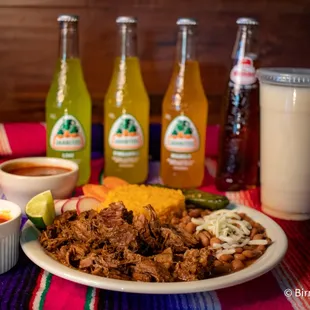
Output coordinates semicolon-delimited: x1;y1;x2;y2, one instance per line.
20;204;288;294
0;200;22;274
0;157;79;214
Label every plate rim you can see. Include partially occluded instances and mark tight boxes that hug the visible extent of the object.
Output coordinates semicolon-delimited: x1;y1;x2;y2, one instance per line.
20;203;288;294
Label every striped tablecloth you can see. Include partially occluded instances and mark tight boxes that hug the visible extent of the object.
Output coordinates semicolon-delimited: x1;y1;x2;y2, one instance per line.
0;159;309;310
0;123;310;310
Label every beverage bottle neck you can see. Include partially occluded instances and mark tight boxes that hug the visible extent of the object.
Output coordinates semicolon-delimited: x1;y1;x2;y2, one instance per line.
117;19;138;59
232;20;258;62
111;17;145;92
171;19;202;94
229;18;259;87
58;19;79;60
52;15;87;103
176;23;197;64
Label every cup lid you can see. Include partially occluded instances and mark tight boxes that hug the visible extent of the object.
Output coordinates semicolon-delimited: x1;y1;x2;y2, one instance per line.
257;68;310;87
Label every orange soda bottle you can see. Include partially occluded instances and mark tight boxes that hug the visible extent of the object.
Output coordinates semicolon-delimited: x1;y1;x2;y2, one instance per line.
160;18;208;188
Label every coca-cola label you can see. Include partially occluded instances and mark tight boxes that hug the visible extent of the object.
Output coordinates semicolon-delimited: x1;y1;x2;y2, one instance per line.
230;57;256;86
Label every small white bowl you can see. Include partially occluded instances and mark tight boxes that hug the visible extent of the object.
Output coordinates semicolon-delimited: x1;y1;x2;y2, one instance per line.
0;157;79;214
0;200;21;274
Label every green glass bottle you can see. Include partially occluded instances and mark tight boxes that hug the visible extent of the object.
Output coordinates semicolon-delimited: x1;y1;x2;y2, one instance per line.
46;15;91;185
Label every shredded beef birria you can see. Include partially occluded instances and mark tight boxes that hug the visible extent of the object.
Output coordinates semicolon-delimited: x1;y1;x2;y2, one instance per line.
39;202;217;282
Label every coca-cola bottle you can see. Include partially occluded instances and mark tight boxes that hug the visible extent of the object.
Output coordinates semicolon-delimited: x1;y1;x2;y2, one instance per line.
215;17;259;192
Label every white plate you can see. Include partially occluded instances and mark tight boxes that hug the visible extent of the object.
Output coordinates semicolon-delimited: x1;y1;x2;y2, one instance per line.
20;204;288;294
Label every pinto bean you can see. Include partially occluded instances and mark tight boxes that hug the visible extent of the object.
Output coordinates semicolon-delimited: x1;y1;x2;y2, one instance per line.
185;222;197;234
256;245;266;252
253;250;263;257
213;264;231;274
232;259;245;271
198;232;210;247
188;209;202;218
242;250;262;258
214;260;223;267
181;215;191;224
201;210;212;217
234;253;246;261
222;262;232;269
243;245;256;251
254;222;265;232
219;254;233;262
242;250;255;258
253;234;265;240
244;216;255;227
250;228;258;239
210;237;222;247
238;213;246;219
201;230;212;239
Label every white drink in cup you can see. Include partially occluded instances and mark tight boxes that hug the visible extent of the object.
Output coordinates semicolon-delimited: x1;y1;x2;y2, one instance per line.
257;68;310;220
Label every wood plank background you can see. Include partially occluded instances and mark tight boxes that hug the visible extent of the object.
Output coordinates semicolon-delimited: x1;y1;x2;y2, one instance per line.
0;0;309;124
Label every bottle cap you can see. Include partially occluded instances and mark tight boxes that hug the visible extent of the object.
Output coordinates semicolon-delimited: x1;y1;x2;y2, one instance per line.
57;14;79;23
116;16;137;24
236;17;258;26
177;18;197;26
257;68;310;87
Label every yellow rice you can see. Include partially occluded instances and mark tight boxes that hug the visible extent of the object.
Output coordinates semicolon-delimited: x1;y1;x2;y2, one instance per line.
99;184;185;220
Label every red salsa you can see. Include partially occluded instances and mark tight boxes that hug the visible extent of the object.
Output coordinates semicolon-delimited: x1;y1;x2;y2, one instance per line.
5;165;71;177
0;214;10;224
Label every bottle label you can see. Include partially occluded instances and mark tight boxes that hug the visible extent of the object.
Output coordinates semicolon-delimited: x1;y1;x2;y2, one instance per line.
108;114;143;168
164;115;199;153
230;57;256;86
108;114;143;151
164;115;200;171
50;115;85;151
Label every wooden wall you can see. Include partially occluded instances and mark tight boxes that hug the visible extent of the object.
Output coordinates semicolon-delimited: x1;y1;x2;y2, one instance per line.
0;0;310;124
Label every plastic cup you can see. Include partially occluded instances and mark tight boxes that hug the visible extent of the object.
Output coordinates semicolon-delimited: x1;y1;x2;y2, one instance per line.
257;68;310;220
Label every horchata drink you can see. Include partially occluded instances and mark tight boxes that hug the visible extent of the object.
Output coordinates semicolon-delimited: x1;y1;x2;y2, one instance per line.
46;15;91;186
160;18;208;188
257;68;310;220
104;17;150;184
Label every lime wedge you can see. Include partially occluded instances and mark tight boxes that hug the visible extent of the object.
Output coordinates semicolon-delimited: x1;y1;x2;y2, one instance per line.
25;190;56;229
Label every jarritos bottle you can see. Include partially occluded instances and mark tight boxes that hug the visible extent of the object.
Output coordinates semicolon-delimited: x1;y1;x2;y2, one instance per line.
46;15;91;185
160;18;208;188
215;17;259;191
104;17;150;183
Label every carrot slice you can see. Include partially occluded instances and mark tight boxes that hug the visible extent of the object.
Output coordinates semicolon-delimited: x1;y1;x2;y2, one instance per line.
82;184;110;202
103;176;129;189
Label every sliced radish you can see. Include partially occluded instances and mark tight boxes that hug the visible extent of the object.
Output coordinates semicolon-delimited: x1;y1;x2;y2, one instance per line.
55;199;68;215
61;197;80;213
77;197;101;215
